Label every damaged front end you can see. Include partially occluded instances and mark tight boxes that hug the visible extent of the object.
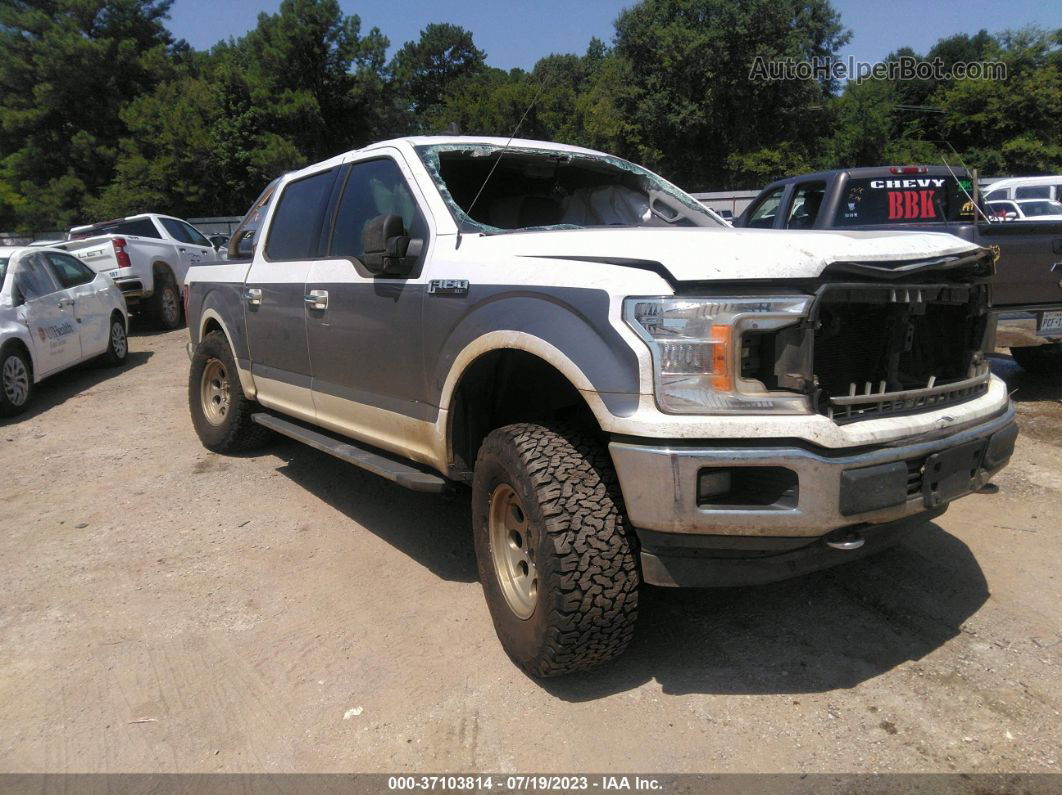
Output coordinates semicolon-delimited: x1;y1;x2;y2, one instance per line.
739;249;996;424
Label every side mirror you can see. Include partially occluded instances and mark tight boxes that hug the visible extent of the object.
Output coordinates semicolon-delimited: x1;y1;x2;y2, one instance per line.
362;214;418;276
1005;211;1018;221
235;232;254;258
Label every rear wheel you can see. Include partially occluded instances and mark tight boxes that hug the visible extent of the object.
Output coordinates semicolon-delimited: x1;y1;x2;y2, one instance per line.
1010;343;1062;376
189;331;271;452
472;423;640;677
149;269;182;330
0;346;33;417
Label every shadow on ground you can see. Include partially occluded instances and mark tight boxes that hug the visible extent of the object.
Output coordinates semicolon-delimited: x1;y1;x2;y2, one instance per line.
0;351;153;425
274;439;476;583
269;440;989;698
989;352;1062;446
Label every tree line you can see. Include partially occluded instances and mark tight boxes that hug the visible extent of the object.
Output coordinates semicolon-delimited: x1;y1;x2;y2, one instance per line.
1;0;1059;232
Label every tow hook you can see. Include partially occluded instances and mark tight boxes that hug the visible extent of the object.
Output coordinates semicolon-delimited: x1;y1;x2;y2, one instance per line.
827;532;865;551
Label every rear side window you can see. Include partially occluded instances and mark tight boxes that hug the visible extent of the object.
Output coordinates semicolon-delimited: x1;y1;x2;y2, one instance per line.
44;252;96;288
786;182;826;229
833;176;976;226
266;169;337;261
329;158;424;260
1015;185;1051;200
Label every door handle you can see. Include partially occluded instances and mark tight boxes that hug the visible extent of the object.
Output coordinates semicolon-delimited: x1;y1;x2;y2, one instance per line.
57;298;75;309
245;287;262;306
304;290;328;311
179;247;188;253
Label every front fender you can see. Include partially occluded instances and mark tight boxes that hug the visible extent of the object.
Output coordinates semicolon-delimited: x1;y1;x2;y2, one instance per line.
427;286;642;419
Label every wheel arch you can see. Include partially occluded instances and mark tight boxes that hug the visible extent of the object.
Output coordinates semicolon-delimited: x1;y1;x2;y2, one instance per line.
198;308;256;397
1;334;35;383
442;334;613;478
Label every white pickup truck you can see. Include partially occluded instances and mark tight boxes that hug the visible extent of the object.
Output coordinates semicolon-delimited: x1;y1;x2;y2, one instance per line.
57;214;222;328
185;136;1017;676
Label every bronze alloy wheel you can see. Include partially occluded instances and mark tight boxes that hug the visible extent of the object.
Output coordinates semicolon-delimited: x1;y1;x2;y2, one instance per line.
199;358;231;426
488;483;538;619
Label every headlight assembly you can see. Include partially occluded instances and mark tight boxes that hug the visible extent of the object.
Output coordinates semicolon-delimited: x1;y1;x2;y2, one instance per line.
624;296;813;414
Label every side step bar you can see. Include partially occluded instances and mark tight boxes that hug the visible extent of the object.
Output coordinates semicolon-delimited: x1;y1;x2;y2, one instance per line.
251;413;449;493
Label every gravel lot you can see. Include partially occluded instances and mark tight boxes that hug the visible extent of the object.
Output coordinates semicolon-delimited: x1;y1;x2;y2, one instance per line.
0;327;1059;773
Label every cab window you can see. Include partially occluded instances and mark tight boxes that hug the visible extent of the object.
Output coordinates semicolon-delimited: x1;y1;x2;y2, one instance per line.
786;182;826;229
265;169;337;261
44;252;96;288
329;158;426;260
159;217;211;248
1015;185;1051;200
745;187;785;228
14;254;60;301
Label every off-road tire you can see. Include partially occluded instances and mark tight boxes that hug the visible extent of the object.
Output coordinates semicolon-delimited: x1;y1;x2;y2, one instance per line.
148;269;182;330
189;330;272;452
1011;343;1062;376
0;344;33;417
101;313;128;367
472;423;640;677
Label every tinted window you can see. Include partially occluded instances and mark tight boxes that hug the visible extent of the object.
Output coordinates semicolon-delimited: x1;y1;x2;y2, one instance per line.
45;252;96;288
984;189;1006;202
330;159;424;260
14;254;60;300
786;182;826;229
266;169;336;261
159;217;211;247
1018;200;1062;217
229;179;279;259
833;176;976;226
71;218;161;240
745;187;784;228
1015;185;1051;199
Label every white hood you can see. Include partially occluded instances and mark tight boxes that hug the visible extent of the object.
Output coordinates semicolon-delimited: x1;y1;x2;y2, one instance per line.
460;226;981;281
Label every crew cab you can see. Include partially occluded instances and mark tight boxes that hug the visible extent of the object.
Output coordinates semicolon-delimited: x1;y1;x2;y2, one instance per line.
56;214;222;329
185;137;1016;676
0;246;128;416
735;166;1062;375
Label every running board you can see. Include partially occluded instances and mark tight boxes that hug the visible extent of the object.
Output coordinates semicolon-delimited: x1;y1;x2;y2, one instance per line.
251;413;449;493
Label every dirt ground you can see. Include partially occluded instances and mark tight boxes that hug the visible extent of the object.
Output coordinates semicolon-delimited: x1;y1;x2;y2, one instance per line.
0;327;1059;774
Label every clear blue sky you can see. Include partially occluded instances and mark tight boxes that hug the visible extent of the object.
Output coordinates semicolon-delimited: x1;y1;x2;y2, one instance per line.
167;0;1062;71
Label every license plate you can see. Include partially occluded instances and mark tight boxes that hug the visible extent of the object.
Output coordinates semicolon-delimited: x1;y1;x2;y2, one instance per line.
922;440;987;508
1039;310;1062;333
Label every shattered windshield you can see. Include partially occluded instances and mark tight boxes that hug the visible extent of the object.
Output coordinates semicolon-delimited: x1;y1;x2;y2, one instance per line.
415;144;723;233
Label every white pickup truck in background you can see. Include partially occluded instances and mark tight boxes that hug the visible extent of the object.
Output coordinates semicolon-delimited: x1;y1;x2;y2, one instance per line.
56;214;222;328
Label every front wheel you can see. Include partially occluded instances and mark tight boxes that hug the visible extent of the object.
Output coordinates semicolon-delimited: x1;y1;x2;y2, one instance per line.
189;331;272;452
472;423;640;677
1010;343;1062;376
0;346;33;417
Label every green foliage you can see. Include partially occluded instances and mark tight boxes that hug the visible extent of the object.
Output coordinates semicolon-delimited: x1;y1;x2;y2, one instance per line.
1;0;1060;232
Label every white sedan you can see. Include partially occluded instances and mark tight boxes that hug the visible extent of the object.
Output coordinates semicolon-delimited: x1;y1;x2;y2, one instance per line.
987;199;1062;221
1;246;129;416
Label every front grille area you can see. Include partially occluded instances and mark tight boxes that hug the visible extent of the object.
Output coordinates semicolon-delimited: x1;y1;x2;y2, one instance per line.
825;368;991;422
812;284;990;424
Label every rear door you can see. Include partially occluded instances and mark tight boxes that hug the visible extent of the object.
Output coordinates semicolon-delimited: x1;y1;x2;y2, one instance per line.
42;251;111;357
158;217;217;272
244;165;339;421
12;252;82;376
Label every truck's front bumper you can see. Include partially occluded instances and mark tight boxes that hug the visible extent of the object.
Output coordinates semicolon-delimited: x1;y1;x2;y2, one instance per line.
609;405;1017;587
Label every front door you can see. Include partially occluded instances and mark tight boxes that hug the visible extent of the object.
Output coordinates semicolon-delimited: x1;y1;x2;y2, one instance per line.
13;252;82;377
305;155;430;455
244;165;339;422
42;251;110;357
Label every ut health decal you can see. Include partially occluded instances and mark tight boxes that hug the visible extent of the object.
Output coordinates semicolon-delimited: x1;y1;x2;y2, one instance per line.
38;322;76;341
870;178;947;221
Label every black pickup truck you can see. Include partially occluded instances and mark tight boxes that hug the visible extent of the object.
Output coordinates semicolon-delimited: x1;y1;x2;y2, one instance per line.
735;166;1062;374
